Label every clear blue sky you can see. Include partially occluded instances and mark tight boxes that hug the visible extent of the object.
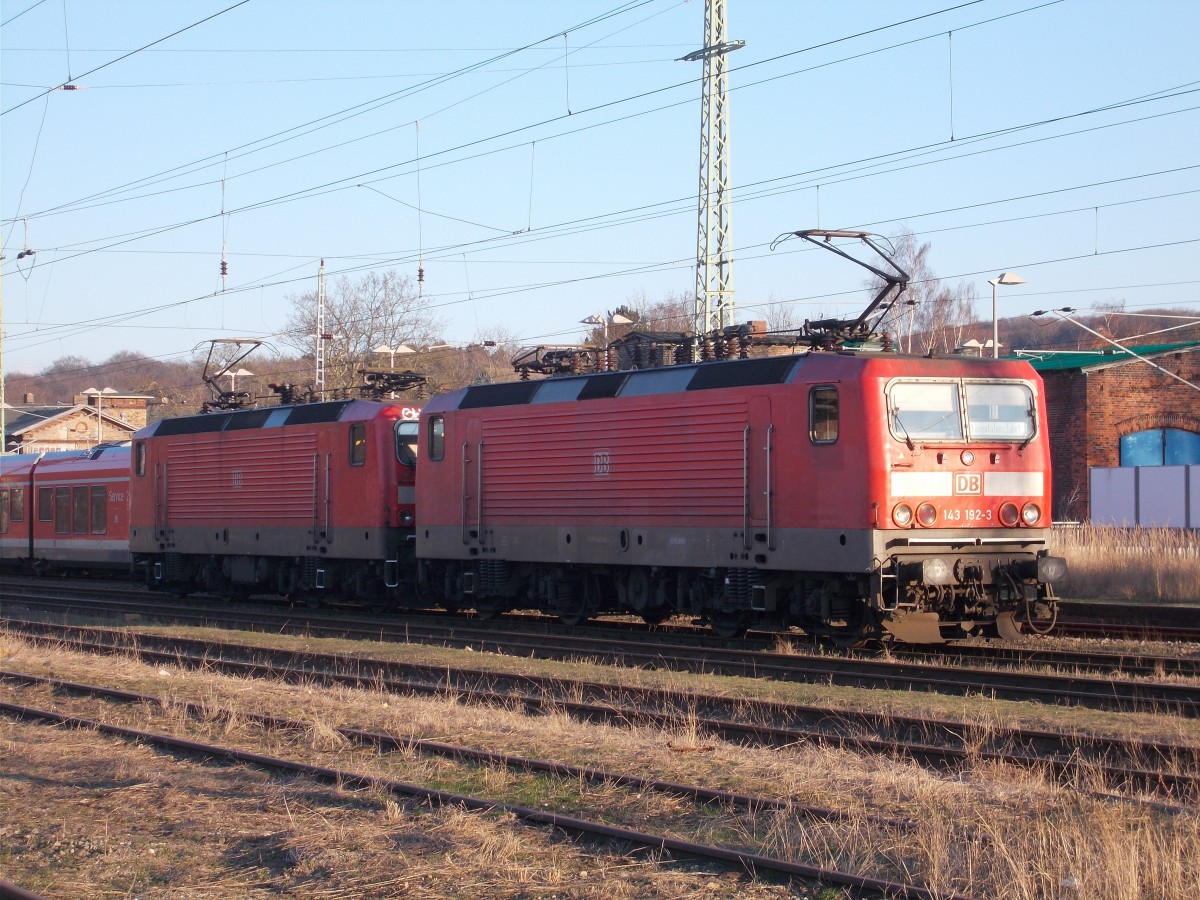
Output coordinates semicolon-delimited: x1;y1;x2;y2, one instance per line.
3;0;1199;377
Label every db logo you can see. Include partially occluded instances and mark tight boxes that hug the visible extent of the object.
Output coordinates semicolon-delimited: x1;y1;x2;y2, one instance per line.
401;407;420;420
954;472;982;495
593;449;611;478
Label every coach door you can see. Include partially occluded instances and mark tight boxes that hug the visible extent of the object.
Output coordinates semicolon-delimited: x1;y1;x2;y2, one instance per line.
461;418;484;545
745;396;774;552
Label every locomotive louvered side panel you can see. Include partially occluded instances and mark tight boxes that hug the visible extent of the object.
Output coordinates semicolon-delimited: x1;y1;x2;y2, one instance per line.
164;432;319;524
478;399;746;522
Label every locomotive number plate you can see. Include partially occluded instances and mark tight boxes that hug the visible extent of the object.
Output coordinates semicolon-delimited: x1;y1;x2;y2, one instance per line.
941;507;994;523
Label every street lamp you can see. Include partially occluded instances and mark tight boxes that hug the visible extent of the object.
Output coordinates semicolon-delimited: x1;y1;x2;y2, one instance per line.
81;387;117;446
225;368;253;392
373;344;415;370
580;313;633;347
988;272;1026;359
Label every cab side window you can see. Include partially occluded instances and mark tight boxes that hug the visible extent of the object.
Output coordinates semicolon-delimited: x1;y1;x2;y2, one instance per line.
135;442;146;476
428;416;445;461
809;386;839;444
349;423;367;466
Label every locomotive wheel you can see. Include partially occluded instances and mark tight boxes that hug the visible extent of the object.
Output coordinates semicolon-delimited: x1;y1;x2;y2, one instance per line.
558;613;591;627
640;612;669;626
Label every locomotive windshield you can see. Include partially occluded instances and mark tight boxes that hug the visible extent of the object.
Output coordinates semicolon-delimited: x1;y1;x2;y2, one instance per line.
395;421;419;466
889;380;1034;443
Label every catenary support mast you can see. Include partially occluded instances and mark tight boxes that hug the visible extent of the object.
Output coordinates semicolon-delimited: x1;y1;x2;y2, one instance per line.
683;0;743;338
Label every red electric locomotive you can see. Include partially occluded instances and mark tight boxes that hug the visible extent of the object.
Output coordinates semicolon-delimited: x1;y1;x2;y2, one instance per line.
129;398;422;606
415;350;1066;642
0;445;132;574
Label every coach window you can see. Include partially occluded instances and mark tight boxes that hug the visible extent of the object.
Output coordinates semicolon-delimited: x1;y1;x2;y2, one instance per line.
135;441;146;476
349;423;367;467
54;487;71;534
91;485;108;534
428;415;445;461
72;486;89;534
39;487;53;523
395;420;419;467
11;487;24;523
809;386;839;444
0;490;8;533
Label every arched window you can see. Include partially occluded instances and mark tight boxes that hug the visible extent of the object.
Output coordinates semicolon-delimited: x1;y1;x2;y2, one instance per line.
1119;428;1200;466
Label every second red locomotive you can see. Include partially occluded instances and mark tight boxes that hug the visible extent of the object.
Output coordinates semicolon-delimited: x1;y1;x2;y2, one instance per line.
129;399;421;606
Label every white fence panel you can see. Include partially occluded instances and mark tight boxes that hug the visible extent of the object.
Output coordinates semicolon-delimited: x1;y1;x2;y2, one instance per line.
1090;465;1198;528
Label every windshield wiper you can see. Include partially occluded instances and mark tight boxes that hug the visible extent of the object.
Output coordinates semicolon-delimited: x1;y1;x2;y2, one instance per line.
892;408;915;451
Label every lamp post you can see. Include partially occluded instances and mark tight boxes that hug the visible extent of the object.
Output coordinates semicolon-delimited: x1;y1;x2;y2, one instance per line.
373;344;415;370
225;368;253;392
580;313;633;347
988;272;1026;359
81;387;117;447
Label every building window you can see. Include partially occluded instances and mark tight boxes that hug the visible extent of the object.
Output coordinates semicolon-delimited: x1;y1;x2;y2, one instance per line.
1120;428;1200;466
809;386;839;444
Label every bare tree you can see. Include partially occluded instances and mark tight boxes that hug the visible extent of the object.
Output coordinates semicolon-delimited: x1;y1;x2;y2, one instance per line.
868;228;978;353
282;270;443;392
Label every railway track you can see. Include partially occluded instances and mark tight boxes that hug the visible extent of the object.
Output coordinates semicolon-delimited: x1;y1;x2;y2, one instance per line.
5;583;1200;717
6;618;1198;801
1;680;975;900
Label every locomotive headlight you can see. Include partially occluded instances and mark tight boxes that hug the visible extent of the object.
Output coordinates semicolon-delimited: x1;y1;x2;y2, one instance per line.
999;502;1020;527
399;509;415;526
916;502;938;527
960;450;975;466
892;503;913;527
1021;502;1041;526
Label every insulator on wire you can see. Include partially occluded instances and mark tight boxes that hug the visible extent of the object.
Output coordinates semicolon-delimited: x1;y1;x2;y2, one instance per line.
417;267;425;284
220;259;228;276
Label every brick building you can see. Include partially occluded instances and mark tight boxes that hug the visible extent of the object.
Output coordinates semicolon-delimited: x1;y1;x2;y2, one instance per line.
2;391;153;454
1023;342;1200;521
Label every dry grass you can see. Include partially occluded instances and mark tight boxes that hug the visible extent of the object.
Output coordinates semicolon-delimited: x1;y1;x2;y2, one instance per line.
3;632;1200;898
1051;524;1200;601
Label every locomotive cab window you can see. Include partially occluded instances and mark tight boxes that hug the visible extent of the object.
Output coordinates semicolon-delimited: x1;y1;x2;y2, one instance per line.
428;415;445;461
135;441;146;476
965;382;1035;441
349;423;367;466
809;386;839;444
889;381;964;442
395;420;419;467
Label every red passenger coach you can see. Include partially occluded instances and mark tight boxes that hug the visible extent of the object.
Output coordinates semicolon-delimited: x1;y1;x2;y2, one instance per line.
130;399;421;606
415;352;1066;642
0;446;131;574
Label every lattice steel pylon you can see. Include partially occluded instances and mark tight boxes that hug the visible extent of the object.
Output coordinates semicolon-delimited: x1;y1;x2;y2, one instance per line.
682;0;744;338
315;259;327;397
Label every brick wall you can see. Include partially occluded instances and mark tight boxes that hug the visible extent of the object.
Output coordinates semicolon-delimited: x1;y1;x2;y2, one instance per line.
1041;348;1200;521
